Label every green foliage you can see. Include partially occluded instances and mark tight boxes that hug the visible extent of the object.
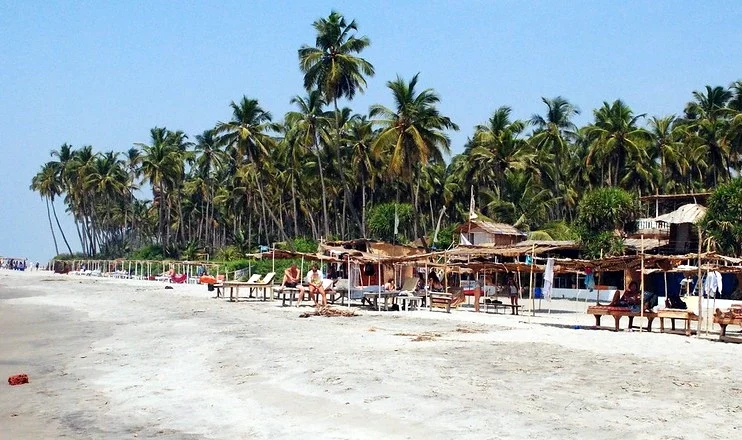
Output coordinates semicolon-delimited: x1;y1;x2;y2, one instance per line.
575;188;639;258
700;178;742;256
290;237;318;253
578;231;625;259
127;245;164;261
434;224;456;249
367;203;413;242
527;221;579;241
576;188;640;233
215;246;243;261
53;252;88;261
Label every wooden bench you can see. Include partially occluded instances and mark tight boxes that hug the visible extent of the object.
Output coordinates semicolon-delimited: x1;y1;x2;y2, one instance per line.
714;308;742;342
484;301;523;315
658;309;698;336
586;305;657;332
430;292;454;312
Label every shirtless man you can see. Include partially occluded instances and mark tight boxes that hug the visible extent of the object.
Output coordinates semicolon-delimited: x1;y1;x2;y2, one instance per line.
281;263;306;304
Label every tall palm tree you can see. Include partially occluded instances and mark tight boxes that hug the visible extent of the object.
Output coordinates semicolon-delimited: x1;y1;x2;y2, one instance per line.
299;11;374;237
371;73;459;237
137;127;181;246
346;115;377;237
584;100;651;188
286;90;333;237
529;97;579;212
215;96;290;245
31;162;62;255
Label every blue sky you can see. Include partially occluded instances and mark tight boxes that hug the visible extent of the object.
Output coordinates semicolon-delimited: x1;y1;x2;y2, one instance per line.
1;1;741;262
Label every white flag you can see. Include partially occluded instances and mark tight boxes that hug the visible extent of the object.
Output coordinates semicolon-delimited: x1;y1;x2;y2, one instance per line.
469;186;478;220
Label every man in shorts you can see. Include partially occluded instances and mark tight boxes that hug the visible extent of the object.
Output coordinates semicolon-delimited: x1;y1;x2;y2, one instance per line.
280;263;305;304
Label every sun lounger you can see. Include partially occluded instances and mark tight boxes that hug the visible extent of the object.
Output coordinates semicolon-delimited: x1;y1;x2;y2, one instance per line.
221;274;260;300
225;272;275;301
587;305;657;332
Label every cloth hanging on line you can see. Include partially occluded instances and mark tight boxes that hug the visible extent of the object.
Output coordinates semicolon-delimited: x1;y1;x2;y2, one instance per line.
543;258;555;301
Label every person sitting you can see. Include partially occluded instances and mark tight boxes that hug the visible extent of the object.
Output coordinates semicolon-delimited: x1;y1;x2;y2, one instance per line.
428;271;443;291
384;278;396;291
281;262;306;302
305;264;325;307
607;281;656;312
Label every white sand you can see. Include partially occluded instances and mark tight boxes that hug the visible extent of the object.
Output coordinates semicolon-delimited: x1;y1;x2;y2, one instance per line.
1;270;741;439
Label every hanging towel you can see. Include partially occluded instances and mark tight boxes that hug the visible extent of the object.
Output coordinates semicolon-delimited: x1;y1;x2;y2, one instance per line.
585;273;596;291
543;258;555;301
715;271;723;296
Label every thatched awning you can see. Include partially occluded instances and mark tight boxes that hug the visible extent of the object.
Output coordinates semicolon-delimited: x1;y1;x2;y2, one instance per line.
654;204;707;224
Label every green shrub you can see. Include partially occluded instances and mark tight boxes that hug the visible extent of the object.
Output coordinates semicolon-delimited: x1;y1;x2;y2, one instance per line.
700;178;742;256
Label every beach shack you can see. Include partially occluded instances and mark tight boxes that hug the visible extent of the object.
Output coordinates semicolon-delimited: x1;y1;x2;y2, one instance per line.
454;219;526;246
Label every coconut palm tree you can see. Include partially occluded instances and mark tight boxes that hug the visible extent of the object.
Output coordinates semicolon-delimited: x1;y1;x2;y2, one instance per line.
371;74;459;237
286;90;333;237
584;100;651;187
530;97;579;211
31;162;63;255
299;11;374;236
138;127;181;246
215;96;290;245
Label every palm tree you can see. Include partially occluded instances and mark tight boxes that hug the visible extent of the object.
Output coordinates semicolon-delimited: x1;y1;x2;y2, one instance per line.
648;115;685;190
584;100;651;188
286;90;333;237
31;162;62;255
530;97;579;212
371;74;459;237
468;106;533;194
346;115;377;237
215;96;290;245
137;127;181;246
299;11;374;237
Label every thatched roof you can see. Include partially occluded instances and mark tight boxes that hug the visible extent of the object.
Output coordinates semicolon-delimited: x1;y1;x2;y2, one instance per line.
453;220;526;236
654;203;707;224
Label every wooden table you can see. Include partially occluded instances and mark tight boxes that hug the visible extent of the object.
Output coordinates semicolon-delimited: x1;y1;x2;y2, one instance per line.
658;309;698;336
587;306;657;332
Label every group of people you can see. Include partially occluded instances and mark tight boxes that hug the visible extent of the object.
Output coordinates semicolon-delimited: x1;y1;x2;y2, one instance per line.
607;281;659;312
279;263;331;307
279;263;528;313
1;259;37;271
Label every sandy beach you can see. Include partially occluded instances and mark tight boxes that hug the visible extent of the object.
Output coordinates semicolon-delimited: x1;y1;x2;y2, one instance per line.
1;270;741;439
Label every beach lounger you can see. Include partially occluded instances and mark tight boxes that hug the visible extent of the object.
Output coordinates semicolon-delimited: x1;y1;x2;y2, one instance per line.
225;273;275;301
221;274;260;300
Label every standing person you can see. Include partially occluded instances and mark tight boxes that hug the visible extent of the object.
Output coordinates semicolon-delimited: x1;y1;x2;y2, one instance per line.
507;274;519;314
306;264;325;307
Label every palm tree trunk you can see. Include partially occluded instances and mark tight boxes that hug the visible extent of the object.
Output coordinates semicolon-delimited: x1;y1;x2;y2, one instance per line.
291;179;299;237
313;133;331;239
50;197;73;254
361;183;367;238
254;174;292;247
45;197;60;255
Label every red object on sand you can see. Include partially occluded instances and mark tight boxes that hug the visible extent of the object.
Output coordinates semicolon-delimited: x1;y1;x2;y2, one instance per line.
171;273;187;284
8;374;29;386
